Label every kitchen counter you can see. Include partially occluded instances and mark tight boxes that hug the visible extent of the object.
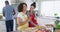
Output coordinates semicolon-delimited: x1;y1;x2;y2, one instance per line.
37;16;56;26
12;26;54;32
0;16;17;21
12;27;41;32
0;16;57;32
0;18;5;21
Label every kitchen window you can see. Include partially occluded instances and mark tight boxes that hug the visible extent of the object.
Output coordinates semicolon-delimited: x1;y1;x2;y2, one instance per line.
0;0;5;16
41;1;60;17
0;0;11;16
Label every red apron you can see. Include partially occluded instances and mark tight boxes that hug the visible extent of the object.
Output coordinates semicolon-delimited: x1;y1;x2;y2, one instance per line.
29;13;38;27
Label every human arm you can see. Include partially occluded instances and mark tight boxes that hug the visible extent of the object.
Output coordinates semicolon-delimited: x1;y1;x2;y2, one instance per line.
17;17;31;26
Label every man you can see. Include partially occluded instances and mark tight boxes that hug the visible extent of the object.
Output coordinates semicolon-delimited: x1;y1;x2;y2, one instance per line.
3;1;15;32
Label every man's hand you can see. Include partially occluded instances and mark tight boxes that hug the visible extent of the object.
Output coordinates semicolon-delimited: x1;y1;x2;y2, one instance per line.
13;9;16;15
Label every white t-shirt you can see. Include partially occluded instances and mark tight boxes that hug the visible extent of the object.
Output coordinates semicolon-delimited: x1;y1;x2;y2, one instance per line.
17;12;28;22
17;12;28;30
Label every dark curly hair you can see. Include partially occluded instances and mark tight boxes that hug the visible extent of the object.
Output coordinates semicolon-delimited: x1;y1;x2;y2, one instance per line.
18;3;27;12
31;2;36;8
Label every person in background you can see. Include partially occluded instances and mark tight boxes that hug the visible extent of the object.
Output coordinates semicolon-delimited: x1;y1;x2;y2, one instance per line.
17;3;31;30
3;1;15;32
27;2;38;27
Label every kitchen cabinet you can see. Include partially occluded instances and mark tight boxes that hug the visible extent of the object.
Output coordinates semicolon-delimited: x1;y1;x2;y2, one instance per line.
0;18;16;32
0;19;6;32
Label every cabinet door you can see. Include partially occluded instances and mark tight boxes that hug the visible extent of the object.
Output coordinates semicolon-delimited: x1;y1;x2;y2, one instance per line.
0;21;6;32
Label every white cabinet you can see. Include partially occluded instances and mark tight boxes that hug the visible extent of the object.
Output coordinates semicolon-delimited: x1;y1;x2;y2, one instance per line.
0;19;16;32
0;20;6;32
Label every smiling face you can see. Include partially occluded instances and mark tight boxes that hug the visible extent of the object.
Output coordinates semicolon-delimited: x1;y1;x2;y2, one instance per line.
23;4;27;13
30;6;35;12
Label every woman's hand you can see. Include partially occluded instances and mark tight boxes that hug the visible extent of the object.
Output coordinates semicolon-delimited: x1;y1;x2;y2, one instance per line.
26;17;32;22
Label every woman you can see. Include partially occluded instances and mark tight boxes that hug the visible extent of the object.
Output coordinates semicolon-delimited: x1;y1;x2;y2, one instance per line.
17;3;30;30
27;2;38;27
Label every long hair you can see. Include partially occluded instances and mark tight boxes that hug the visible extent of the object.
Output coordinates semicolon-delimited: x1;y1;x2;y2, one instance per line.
18;3;27;12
